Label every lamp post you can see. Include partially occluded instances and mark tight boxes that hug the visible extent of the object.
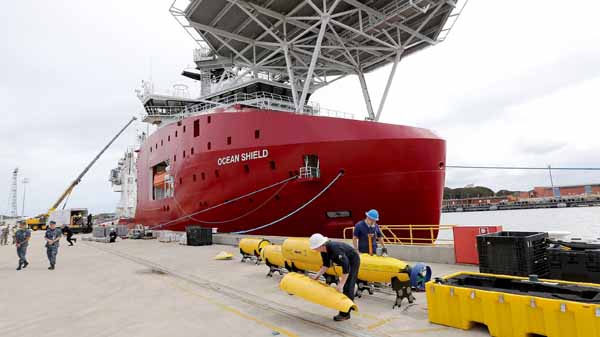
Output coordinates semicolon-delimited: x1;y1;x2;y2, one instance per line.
21;178;29;216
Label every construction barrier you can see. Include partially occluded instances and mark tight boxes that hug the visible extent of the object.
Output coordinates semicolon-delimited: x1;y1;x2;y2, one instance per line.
427;271;600;337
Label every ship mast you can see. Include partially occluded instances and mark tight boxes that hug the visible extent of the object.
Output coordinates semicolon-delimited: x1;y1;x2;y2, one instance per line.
169;0;466;121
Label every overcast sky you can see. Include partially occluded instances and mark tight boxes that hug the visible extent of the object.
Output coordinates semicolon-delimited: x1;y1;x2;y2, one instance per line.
2;0;600;216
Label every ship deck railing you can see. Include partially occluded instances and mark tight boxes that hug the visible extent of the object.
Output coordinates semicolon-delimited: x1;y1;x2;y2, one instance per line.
142;91;355;123
343;224;456;246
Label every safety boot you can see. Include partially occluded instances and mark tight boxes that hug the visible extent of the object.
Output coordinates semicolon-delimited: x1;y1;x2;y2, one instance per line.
333;312;351;321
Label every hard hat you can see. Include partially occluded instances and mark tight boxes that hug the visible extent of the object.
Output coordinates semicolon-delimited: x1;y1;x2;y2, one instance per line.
49;221;56;225
365;209;379;221
309;233;329;249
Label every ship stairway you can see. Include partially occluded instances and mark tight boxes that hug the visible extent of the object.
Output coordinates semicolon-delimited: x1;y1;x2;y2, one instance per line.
437;0;469;42
298;166;320;182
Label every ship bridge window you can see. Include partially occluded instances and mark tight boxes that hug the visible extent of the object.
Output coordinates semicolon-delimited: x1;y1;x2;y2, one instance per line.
168;136;171;142
191;147;194;155
255;129;260;139
194;120;200;137
175;131;178;137
151;161;173;200
183;125;186;133
208;116;212;124
207;142;211;150
227;136;231;145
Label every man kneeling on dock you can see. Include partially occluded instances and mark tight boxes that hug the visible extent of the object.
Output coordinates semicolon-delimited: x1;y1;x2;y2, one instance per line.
310;233;360;321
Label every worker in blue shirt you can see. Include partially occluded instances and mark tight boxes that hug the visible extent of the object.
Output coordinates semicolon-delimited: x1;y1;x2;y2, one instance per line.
352;209;387;255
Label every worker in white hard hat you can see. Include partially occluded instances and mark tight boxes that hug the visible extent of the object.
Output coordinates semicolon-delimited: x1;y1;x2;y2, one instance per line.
310;233;360;321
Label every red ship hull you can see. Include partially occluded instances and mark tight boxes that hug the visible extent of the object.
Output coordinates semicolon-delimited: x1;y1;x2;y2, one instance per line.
134;107;446;240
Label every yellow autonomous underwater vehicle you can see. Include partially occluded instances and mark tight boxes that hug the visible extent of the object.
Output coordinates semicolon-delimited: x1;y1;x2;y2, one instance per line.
277;237;419;308
280;272;358;314
238;238;271;263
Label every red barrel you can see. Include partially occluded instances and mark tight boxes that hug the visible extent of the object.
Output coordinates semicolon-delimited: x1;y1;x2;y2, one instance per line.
453;226;503;264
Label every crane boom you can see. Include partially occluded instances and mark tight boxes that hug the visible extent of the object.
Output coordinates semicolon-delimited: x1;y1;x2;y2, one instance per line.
49;117;137;211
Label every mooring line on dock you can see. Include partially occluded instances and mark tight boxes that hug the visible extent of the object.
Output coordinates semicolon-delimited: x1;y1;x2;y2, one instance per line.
83;242;377;337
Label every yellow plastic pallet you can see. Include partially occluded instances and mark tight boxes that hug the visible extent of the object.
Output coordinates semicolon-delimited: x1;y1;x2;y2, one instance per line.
426;272;600;337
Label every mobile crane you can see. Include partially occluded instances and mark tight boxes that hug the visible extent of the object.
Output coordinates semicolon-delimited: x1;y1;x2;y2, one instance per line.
25;117;137;231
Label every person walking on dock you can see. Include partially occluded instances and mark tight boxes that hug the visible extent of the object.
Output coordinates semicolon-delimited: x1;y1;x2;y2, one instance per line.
352;209;387;255
0;225;9;245
15;221;31;270
310;233;360;322
62;224;76;246
45;221;62;270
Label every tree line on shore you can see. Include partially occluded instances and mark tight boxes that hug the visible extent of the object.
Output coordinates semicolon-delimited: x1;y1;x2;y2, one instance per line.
443;186;518;200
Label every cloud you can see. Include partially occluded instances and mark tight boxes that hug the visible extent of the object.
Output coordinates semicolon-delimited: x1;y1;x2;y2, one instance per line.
2;0;600;216
520;142;567;155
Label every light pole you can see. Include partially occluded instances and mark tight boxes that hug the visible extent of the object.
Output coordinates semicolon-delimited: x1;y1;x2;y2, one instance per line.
21;178;29;216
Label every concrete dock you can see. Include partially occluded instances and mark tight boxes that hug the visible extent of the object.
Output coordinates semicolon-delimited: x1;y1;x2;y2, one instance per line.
1;232;485;337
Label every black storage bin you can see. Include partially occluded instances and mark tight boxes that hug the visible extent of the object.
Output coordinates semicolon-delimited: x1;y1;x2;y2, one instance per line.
548;241;600;283
186;226;212;246
477;231;549;277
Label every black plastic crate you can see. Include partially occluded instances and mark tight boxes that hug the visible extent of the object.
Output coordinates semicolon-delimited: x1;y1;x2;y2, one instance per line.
477;231;549;277
186;226;212;246
548;246;600;283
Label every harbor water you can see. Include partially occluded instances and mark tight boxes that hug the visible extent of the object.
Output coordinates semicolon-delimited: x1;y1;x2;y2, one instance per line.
440;207;600;240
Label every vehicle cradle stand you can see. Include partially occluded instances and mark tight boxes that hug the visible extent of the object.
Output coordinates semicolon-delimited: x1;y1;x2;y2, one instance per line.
240;251;262;265
265;261;285;278
355;279;416;309
392;277;415;309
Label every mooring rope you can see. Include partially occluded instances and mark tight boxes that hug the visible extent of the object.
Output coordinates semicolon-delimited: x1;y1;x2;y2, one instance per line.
171;179;290;225
230;170;344;234
149;175;298;230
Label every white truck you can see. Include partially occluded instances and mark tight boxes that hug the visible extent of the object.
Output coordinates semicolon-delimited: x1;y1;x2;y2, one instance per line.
47;208;91;234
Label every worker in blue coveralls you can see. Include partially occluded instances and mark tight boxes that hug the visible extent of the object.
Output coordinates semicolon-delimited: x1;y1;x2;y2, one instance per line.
310;233;360;322
352;209;387;255
45;221;62;270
